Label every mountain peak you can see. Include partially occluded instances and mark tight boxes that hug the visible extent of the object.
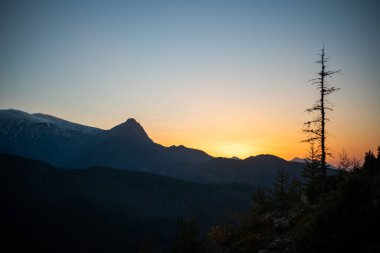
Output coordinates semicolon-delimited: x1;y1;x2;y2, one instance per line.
125;118;138;125
122;118;143;130
108;118;152;143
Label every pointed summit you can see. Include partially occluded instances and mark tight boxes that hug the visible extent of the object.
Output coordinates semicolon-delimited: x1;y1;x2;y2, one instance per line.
125;118;138;125
108;118;152;143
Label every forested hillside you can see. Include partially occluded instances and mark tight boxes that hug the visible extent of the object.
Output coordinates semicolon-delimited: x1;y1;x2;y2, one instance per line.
202;148;380;253
0;153;255;252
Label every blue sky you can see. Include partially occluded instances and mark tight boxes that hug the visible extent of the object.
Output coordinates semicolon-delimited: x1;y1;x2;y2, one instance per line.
1;0;379;160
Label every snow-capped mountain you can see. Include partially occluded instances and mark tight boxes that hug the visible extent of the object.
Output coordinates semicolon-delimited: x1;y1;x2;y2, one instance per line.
0;109;306;186
0;109;211;169
0;109;103;166
0;109;102;134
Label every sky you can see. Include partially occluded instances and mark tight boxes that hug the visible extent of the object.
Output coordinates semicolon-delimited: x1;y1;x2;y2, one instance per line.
1;0;379;164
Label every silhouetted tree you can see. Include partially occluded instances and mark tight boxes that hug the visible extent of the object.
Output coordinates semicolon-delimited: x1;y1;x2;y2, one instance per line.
252;188;273;214
271;168;292;217
207;147;380;253
377;146;380;172
363;150;377;174
302;142;323;206
338;149;352;171
337;149;361;172
303;46;340;177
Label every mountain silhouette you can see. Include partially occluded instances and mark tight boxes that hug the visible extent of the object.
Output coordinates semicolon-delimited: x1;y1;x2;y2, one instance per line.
0;109;212;170
164;155;305;187
0;109;305;186
106;118;153;143
0;109;100;166
290;156;337;170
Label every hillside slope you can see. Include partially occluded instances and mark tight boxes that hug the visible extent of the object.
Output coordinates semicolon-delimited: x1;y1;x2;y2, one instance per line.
0;153;255;252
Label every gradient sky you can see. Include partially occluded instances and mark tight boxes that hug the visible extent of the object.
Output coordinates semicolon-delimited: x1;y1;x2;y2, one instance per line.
1;0;379;164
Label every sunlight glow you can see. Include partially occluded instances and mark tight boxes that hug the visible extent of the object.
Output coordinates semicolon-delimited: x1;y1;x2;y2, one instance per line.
1;0;379;166
215;142;256;159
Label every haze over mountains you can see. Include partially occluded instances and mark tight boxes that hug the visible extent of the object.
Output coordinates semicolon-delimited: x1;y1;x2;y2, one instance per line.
0;109;305;187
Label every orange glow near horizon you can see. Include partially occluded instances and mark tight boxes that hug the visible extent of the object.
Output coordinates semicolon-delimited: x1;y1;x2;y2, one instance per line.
133;114;378;166
11;76;378;168
1;0;380;169
29;90;377;168
3;104;378;167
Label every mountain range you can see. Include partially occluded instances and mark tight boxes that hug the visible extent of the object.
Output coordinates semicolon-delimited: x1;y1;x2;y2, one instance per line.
0;109;305;187
0;109;318;252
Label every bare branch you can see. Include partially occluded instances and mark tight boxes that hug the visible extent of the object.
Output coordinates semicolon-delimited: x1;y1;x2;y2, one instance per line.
303;46;340;177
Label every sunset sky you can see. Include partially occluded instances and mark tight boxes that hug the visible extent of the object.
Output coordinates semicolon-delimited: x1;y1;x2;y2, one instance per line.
1;0;379;164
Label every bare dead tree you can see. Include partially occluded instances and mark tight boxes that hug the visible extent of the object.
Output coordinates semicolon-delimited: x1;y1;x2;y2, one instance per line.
303;46;340;177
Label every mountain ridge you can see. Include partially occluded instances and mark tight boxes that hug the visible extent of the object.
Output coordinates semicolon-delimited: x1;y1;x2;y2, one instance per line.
0;108;305;186
0;109;102;134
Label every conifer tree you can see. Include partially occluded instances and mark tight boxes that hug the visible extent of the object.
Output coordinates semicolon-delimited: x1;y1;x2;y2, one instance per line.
271;168;292;217
303;46;340;177
302;142;323;205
